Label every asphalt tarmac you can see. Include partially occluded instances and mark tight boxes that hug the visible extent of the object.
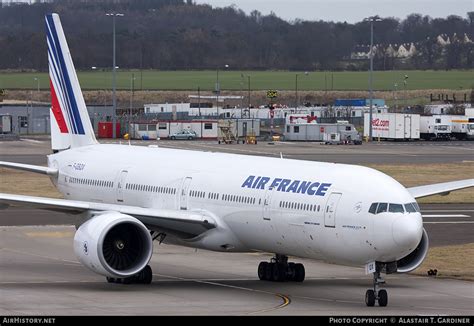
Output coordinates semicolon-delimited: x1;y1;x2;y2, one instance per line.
0;225;472;315
1;138;474;165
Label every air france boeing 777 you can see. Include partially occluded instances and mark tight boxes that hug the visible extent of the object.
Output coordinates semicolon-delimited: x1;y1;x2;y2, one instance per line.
1;13;473;307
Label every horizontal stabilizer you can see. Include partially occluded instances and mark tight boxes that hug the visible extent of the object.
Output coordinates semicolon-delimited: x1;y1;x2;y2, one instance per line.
0;161;58;176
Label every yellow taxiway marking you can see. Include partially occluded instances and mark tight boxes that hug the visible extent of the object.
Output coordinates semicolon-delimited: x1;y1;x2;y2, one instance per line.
155;273;291;314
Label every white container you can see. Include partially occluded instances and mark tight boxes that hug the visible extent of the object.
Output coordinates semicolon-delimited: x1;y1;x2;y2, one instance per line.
364;113;420;140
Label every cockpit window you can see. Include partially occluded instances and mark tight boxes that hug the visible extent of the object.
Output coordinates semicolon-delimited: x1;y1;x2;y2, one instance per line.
376;203;388;214
370;202;419;214
413;202;420;212
405;203;417;213
369;203;378;214
389;203;404;213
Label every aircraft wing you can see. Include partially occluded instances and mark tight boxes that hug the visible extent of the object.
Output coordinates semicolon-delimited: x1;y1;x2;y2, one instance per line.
0;161;58;176
407;179;474;199
0;193;216;238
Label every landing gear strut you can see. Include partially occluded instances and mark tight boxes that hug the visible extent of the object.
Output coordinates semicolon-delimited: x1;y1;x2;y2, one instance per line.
258;254;305;282
365;266;388;307
106;265;153;285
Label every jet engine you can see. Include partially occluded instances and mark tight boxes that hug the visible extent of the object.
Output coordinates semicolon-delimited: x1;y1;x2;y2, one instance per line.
396;228;429;273
74;212;153;278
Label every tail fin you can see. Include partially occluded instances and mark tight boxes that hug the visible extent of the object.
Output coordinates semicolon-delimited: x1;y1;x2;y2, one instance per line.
45;13;97;151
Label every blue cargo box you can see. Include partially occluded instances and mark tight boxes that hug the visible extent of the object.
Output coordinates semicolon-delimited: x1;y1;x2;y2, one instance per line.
334;99;366;107
366;99;385;107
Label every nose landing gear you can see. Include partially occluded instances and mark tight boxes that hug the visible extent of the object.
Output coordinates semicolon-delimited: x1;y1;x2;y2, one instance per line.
366;268;388;307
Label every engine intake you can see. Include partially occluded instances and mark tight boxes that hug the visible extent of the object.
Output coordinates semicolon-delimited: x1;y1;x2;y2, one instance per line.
397;228;429;273
74;212;153;278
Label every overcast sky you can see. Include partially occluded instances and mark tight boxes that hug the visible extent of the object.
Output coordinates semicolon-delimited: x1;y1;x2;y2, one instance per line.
194;0;473;22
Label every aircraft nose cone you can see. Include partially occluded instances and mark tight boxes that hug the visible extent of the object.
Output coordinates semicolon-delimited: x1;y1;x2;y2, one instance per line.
392;214;423;249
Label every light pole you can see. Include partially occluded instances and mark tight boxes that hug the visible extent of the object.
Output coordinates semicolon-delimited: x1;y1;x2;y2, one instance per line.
364;15;382;141
403;74;408;109
240;73;244;118
215;64;229;117
34;77;39;102
129;73;136;134
216;68;219;117
247;75;251;115
295;74;299;109
295;72;309;109
106;12;124;139
394;83;398;110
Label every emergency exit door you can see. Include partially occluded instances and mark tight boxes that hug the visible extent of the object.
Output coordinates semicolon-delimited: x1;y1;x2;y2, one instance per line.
116;170;128;203
324;193;342;228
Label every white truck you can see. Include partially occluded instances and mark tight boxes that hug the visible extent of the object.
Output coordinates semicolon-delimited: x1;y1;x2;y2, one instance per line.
449;116;474;140
419;115;452;140
364;113;420;140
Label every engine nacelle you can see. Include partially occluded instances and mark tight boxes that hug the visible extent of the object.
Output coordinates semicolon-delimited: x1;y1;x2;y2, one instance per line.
397;228;429;273
74;212;153;278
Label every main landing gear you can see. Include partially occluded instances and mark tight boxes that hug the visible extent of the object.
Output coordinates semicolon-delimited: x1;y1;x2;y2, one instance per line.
365;267;388;307
258;254;305;282
106;265;153;285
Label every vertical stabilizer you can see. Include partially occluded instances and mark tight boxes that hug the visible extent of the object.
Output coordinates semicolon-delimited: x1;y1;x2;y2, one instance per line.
46;13;97;151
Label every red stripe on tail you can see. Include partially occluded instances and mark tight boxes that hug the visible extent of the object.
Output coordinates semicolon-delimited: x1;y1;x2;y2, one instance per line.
50;78;69;133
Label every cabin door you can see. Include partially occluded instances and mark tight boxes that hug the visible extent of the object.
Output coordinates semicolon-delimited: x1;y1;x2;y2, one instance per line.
324;192;342;228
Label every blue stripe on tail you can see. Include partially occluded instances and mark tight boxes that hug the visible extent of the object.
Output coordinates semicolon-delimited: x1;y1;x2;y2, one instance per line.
46;14;85;135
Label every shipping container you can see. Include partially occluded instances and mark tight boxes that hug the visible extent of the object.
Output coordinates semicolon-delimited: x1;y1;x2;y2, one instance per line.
365;99;386;107
364;113;420;140
284;121;359;141
131;120;220;139
98;122;121;138
419;115;451;140
334;99;366;107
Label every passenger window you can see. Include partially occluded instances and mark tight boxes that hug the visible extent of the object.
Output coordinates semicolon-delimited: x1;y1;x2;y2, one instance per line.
376;203;388;214
389;204;404;213
369;203;378;214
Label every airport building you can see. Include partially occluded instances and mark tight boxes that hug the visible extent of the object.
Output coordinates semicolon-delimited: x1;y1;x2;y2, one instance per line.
0;103;113;135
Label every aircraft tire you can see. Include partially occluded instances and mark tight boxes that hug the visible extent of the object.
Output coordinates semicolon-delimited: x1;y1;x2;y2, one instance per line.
294;263;305;282
272;263;285;282
365;290;376;307
264;262;273;281
378;289;388;307
258;262;267;280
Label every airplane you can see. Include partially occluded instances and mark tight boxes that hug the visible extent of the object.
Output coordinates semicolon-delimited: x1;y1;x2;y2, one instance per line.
0;13;473;307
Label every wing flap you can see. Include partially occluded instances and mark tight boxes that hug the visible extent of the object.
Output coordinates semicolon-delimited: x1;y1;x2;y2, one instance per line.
408;179;474;199
0;193;216;238
0;161;58;176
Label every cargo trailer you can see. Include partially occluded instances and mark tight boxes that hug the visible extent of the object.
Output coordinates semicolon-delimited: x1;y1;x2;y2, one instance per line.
364;113;420;140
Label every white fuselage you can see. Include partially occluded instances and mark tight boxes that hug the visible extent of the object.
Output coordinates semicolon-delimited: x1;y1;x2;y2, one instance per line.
48;144;423;268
